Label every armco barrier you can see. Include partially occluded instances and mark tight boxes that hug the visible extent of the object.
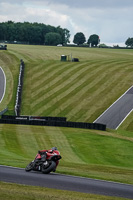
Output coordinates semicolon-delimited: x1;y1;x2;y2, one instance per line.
15;59;25;116
0;115;106;131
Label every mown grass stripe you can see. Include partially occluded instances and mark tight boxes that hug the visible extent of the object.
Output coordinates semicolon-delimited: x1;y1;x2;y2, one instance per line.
31;62;77;99
17;125;84;163
70;63;133;122
31;61;98;94
31;61;107;113
31;62;65;90
44;126;84;163
31;59;116;103
50;62;127;120
32;60;125;116
1;125;27;159
30;62;96;108
43;61;131;118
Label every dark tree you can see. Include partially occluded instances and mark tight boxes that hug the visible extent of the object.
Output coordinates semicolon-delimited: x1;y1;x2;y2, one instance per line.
45;32;62;45
125;38;133;47
73;32;86;45
87;34;100;47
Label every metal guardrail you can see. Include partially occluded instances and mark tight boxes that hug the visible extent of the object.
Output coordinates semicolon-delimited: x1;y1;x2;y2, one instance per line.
15;59;25;116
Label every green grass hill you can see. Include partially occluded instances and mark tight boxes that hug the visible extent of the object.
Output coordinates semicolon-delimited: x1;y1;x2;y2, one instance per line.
0;44;133;185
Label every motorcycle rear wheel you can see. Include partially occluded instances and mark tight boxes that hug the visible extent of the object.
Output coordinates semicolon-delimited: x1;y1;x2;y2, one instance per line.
25;162;34;172
41;161;56;174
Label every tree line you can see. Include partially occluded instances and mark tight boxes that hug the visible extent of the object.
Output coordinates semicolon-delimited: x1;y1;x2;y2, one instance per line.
0;21;70;45
0;21;133;47
73;32;133;48
0;21;100;47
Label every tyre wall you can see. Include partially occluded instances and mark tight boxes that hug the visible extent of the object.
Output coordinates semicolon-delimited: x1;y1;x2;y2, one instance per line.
0;115;106;131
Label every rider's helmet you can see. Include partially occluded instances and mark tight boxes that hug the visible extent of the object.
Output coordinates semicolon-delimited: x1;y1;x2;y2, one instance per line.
52;147;57;151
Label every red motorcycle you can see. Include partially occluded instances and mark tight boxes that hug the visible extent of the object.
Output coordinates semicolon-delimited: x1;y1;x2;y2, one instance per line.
25;147;61;174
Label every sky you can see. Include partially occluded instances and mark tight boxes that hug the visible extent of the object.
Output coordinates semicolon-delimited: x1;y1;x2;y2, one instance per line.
0;0;133;46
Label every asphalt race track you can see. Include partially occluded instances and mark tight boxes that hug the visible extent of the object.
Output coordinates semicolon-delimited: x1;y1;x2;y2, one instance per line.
94;86;133;129
0;166;133;199
0;67;6;103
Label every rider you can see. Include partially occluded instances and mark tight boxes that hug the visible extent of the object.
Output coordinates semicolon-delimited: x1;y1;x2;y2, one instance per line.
35;147;58;172
37;147;58;162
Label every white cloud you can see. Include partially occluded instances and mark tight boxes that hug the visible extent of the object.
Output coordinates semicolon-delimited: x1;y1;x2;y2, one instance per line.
0;0;133;45
25;6;69;26
0;2;70;28
0;2;26;21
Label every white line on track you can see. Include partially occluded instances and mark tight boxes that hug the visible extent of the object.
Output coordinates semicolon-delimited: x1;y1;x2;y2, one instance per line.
94;85;133;128
115;108;133;130
0;66;6;103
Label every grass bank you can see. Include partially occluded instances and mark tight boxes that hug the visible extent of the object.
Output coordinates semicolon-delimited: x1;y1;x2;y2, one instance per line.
20;46;133;124
0;182;129;200
0;124;133;184
0;44;133;129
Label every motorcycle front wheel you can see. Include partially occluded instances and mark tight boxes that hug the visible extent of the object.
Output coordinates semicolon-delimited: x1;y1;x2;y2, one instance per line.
41;161;56;174
25;162;34;172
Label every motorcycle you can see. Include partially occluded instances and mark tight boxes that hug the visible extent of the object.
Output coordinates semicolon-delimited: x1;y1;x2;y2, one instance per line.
25;148;61;174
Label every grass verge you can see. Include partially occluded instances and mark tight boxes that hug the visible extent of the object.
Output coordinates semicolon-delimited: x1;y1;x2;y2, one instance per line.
0;182;129;200
0;124;133;184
